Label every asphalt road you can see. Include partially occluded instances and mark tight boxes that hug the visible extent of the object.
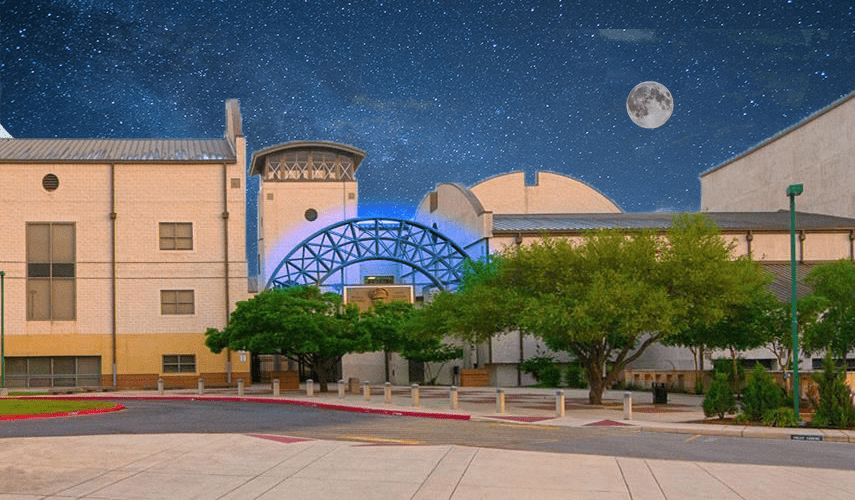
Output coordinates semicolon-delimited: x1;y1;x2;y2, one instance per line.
2;400;853;470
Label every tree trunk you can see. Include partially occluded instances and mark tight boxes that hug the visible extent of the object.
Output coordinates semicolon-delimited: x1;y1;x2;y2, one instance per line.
586;364;606;405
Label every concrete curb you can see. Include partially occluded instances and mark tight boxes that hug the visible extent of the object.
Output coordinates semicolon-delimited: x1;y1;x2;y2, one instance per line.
8;395;472;421
0;402;125;421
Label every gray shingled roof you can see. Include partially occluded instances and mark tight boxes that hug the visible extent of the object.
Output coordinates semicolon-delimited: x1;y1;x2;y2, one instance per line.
0;138;236;163
492;211;855;233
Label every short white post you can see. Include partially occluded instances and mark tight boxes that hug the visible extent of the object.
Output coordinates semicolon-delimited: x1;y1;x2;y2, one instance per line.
450;386;459;410
272;378;280;397
411;383;420;407
237;378;245;397
384;382;393;404
306;379;314;397
496;388;506;414
197;378;204;395
363;381;371;401
157;378;164;395
338;379;346;399
623;391;633;420
555;389;565;418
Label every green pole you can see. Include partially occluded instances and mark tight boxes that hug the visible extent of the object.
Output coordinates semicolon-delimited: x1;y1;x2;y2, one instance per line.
787;184;803;420
1;270;5;390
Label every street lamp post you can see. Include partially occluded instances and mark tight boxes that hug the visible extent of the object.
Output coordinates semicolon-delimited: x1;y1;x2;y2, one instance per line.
787;184;803;420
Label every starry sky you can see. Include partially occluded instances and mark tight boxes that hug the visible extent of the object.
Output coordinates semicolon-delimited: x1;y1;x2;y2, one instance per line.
2;1;855;273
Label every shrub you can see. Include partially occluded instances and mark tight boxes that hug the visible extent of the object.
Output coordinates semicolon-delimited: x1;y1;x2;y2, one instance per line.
712;357;745;393
520;356;562;387
809;354;855;429
703;373;737;419
740;364;784;421
761;408;799;428
694;377;705;395
564;363;587;389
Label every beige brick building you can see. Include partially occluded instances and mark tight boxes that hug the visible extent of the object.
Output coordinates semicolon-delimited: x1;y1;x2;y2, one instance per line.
0;100;250;389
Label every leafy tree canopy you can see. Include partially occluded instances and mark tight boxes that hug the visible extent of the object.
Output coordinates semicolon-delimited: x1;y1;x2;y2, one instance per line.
804;259;855;358
412;213;769;404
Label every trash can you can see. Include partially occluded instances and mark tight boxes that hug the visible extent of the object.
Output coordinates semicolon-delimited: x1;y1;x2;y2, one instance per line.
652;382;668;404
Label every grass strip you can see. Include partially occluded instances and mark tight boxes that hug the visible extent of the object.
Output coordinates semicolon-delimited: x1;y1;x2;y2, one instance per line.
0;399;116;416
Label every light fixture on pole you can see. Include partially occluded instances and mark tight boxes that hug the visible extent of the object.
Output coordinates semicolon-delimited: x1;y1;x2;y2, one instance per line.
786;184;803;420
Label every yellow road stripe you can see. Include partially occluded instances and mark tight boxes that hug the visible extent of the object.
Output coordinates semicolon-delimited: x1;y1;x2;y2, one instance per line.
684;434;702;443
340;435;424;445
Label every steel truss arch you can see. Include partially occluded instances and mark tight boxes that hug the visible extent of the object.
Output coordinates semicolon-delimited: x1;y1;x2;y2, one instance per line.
265;218;471;291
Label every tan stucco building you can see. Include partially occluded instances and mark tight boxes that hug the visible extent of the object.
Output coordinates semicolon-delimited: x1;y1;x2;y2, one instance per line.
0;100;250;389
701;89;855;218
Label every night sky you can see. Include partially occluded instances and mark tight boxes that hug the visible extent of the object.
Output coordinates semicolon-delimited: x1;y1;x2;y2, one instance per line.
2;2;854;273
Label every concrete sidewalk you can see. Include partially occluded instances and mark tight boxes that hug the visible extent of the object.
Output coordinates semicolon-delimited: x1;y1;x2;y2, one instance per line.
1;433;854;500
24;383;855;442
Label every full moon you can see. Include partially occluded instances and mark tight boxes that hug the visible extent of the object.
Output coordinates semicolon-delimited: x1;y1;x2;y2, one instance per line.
626;81;673;129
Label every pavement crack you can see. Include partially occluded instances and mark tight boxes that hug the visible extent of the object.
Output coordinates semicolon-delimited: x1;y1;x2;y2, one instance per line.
448;447;478;500
694;462;748;500
644;459;668;499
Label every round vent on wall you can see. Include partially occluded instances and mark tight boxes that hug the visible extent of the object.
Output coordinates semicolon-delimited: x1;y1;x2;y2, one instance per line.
42;173;60;191
305;208;318;221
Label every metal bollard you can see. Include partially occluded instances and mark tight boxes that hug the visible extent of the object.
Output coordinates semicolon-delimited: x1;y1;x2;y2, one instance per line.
411;383;420;407
197;378;204;395
338;379;346;399
306;379;314;397
555;389;565;418
237;378;245;397
450;386;459;410
272;378;280;397
623;391;633;420
496;388;506;414
363;381;371;401
157;378;164;395
384;382;392;404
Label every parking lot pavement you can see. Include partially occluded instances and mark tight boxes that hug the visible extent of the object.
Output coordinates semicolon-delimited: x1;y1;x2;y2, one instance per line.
19;385;855;442
1;433;854;500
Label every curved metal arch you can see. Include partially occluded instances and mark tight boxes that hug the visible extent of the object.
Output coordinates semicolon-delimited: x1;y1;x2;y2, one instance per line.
265;218;471;291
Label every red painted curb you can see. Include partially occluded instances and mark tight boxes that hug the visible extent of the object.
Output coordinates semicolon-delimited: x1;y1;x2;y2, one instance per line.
8;396;472;421
0;403;126;421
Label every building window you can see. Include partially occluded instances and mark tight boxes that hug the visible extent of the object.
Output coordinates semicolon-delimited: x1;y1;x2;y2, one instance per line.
364;276;394;285
163;354;196;373
161;290;195;315
42;173;60;191
159;222;193;250
27;222;75;321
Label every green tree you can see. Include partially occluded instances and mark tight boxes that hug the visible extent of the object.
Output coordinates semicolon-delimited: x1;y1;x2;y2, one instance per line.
809;353;855;429
664;218;772;386
414;214;762;405
740;364;784;422
803;260;855;358
765;294;824;396
357;300;463;383
703;372;738;419
205;285;371;392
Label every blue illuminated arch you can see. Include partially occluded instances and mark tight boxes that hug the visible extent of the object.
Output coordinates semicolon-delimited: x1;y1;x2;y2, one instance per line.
265;218;471;291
